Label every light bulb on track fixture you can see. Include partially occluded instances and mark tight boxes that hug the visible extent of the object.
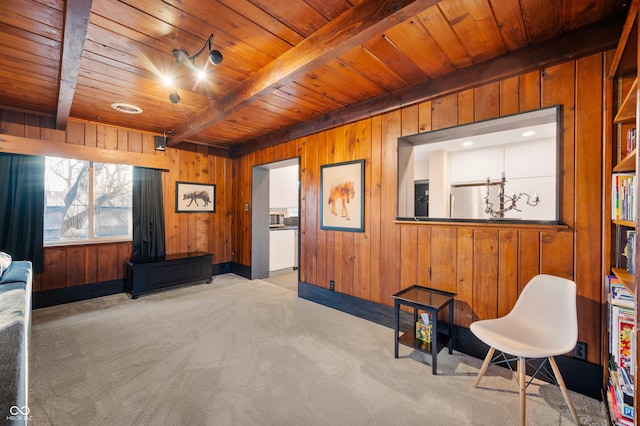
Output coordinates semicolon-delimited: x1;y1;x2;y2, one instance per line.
169;91;180;104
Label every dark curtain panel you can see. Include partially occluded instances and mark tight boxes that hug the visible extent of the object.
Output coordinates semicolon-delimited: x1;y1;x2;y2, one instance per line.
132;167;166;259
0;153;45;272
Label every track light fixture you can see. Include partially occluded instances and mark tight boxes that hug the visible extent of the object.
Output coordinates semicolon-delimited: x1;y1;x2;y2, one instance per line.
166;34;223;104
172;34;223;67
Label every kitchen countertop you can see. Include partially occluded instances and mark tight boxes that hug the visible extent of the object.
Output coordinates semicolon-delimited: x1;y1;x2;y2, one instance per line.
269;225;299;231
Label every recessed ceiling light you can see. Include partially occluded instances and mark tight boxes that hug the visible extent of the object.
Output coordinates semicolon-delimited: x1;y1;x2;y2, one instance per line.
522;131;535;137
462;141;473;147
110;103;143;114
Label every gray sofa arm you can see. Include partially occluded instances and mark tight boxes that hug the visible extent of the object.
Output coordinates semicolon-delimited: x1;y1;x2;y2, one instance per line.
0;261;32;426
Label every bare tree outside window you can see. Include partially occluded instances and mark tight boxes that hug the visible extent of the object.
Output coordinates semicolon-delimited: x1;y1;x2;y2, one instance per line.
44;157;132;244
94;162;132;238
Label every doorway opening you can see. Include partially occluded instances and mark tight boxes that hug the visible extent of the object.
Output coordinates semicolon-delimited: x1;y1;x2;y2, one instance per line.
251;158;300;288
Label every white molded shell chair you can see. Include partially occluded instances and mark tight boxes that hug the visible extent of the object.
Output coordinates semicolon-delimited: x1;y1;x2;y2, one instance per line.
470;274;580;425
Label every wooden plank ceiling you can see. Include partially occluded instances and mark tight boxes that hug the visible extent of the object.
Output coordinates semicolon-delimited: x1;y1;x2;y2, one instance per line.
0;0;630;155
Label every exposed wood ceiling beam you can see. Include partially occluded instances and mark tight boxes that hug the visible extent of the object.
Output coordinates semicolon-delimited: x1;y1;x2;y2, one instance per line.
56;0;93;131
168;0;441;146
231;13;625;158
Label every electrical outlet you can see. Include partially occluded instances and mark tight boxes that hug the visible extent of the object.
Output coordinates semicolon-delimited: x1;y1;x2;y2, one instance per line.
571;341;587;360
330;280;335;291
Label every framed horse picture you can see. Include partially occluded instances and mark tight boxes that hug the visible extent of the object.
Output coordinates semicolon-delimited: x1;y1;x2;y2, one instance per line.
320;159;364;232
175;182;216;213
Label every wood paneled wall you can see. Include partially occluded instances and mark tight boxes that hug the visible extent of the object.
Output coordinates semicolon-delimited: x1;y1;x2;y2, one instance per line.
0;110;233;293
0;53;606;365
233;53;605;365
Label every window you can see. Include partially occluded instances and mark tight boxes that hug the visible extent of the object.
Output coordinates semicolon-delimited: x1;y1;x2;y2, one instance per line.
44;157;132;244
397;106;561;223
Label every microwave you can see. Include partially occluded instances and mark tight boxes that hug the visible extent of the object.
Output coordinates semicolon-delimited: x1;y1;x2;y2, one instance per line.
269;213;284;227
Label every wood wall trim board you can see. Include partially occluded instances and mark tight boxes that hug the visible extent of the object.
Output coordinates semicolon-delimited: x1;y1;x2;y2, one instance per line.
66;117;234;156
68;117;159;136
393;220;571;231
0;133;170;170
0;104;55;119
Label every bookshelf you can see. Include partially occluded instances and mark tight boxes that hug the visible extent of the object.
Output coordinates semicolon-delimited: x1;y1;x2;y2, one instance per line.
606;2;639;425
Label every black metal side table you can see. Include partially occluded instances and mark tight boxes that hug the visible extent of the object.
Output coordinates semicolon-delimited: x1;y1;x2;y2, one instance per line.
392;285;456;375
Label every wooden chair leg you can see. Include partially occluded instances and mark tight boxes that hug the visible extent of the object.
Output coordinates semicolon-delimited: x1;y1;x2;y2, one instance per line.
474;346;495;388
548;356;580;425
519;356;526;426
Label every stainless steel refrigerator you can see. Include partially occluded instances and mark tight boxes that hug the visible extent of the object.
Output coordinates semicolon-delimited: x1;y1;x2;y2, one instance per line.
450;184;500;220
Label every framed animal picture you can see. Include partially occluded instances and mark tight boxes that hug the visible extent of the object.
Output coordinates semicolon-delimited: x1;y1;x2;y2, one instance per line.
175;182;216;213
320;159;364;232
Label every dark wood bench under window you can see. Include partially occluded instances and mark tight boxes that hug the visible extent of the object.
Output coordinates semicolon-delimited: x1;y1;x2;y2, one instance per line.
125;251;213;298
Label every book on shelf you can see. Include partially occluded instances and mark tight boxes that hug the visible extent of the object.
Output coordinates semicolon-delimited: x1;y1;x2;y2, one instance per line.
607;274;636;425
608;275;635;309
627;128;637;155
610;304;636;376
609;383;635;426
609;354;635;423
612;173;636;222
626;230;636;275
620;365;635;399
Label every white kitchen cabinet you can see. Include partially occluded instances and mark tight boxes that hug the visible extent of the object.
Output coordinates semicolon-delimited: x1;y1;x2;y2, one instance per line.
269;229;296;271
269;165;298;208
450;146;503;184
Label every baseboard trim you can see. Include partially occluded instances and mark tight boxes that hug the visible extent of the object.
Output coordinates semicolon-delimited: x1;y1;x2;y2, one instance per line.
212;262;233;275
298;281;398;327
34;262;234;309
230;262;251;279
33;279;124;309
298;280;602;400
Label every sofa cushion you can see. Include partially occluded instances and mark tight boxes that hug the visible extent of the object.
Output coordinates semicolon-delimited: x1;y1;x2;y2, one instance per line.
0;261;32;287
0;252;11;278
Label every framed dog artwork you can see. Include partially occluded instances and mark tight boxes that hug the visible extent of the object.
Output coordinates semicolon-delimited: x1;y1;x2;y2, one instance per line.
320;159;364;232
175;182;216;213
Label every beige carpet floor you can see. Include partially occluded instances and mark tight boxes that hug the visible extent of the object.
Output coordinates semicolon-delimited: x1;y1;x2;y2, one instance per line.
263;270;298;293
28;274;607;425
